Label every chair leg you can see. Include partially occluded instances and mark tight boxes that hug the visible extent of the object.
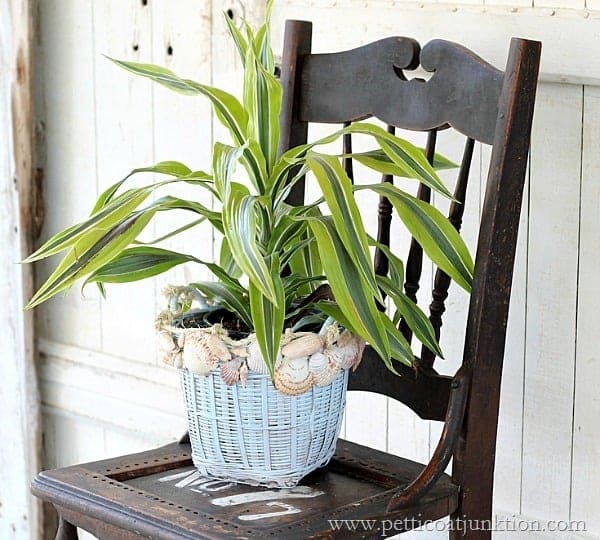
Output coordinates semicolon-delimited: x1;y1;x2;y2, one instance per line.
56;515;79;540
450;378;500;539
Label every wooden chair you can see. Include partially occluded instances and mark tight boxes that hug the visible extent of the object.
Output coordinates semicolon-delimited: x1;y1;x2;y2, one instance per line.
31;21;541;539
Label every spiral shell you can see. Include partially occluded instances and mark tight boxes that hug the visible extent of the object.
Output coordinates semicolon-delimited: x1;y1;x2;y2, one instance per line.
179;330;231;376
220;358;242;386
336;331;366;370
281;334;324;359
309;349;343;387
274;356;313;396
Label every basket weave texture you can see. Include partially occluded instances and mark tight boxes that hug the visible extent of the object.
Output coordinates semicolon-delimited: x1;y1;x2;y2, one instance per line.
180;367;348;488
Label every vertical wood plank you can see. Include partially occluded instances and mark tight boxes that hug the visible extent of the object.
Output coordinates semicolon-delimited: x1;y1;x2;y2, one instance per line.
93;0;156;362
152;0;215;317
570;85;600;534
521;82;581;521
0;0;41;538
36;0;102;350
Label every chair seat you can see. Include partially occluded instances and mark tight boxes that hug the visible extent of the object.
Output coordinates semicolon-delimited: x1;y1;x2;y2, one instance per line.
32;438;458;539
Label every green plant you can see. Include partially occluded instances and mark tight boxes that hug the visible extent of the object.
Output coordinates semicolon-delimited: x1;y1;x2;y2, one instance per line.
25;4;473;377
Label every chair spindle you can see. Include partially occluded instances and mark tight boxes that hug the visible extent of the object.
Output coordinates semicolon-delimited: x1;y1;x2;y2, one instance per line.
400;129;437;343
373;125;396;280
343;122;354;183
420;137;475;368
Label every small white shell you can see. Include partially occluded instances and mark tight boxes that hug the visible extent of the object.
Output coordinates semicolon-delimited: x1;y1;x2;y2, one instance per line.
310;349;343;387
281;334;324;359
246;340;275;375
274;356;313;396
181;330;231;376
220;359;242;386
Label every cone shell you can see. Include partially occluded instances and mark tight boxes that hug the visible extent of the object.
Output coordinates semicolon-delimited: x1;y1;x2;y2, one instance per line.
173;351;184;369
281;334;324;359
239;362;249;388
180;330;231;376
220;358;242;386
157;330;181;366
336;331;366;370
310;349;343;387
246;340;277;375
274;356;313;396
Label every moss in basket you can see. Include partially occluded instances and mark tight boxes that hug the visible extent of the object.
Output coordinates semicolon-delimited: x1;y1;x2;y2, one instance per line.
24;2;473;379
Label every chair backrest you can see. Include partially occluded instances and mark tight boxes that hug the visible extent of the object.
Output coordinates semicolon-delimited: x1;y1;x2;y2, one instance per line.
278;21;540;431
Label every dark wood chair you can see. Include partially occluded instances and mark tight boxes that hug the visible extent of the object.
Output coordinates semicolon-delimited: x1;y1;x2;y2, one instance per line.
31;21;541;539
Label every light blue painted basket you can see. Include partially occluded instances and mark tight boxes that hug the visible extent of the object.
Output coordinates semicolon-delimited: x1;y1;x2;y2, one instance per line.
180;367;348;488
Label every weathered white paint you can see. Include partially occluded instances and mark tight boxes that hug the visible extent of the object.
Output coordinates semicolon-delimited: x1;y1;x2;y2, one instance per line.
522;83;581;522
30;1;600;539
0;1;41;538
571;86;600;535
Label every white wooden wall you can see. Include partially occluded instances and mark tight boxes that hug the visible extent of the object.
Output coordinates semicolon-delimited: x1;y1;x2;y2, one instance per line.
33;1;599;538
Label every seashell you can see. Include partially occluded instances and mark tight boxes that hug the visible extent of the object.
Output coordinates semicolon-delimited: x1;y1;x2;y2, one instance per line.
310;349;343;387
336;331;366;370
246;340;277;375
180;330;231;376
239;362;249;388
230;347;248;358
274;356;313;396
173;351;184;369
220;359;242;386
157;330;180;366
281;334;324;359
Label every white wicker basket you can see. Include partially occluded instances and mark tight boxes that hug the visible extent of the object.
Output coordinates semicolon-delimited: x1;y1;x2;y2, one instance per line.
180;367;348;488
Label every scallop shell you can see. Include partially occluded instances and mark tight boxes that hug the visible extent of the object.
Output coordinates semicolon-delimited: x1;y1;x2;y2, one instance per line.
336;331;366;370
180;330;231;376
220;358;242;386
310;349;343;387
281;334;324;359
274;356;313;396
246;340;277;375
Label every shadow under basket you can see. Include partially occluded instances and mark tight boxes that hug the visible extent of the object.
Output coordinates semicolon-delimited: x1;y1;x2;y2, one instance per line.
179;368;348;488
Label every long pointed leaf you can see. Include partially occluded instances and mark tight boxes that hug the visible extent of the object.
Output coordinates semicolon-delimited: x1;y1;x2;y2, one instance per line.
344;123;453;198
305;216;390;361
25;189;151;262
26;209;156;309
361;183;474;291
223;186;278;304
192;281;252;329
306;152;381;300
377;275;443;358
85;246;195;284
109;58;248;145
249;260;285;376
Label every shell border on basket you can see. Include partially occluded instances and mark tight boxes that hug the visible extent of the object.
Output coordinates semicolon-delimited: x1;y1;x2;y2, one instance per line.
156;286;365;397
